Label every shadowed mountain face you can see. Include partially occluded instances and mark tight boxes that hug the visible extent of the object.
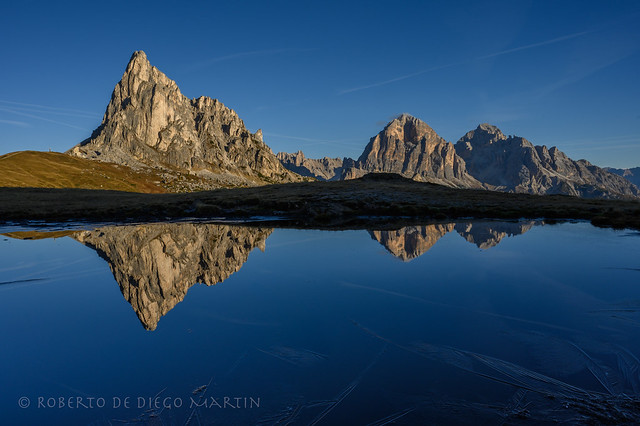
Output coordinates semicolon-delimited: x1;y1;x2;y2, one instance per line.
342;114;481;188
455;124;639;199
277;117;638;199
370;221;540;260
67;51;301;189
74;223;272;330
605;167;640;188
275;151;345;181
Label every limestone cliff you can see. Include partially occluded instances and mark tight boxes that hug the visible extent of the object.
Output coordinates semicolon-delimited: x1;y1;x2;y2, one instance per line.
342;114;482;188
67;51;302;189
455;124;640;199
74;223;272;330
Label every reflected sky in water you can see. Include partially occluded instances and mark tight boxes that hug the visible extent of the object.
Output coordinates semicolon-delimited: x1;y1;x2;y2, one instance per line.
1;221;639;424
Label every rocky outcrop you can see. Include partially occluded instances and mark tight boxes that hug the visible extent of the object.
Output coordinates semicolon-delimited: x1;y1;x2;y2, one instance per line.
67;51;302;189
455;124;640;199
276;150;344;181
454;220;538;249
342;114;482;188
604;167;640;188
74;223;272;330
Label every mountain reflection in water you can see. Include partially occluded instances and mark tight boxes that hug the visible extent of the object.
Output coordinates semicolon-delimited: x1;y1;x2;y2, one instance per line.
75;224;272;330
2;221;640;424
3;221;540;330
369;220;540;261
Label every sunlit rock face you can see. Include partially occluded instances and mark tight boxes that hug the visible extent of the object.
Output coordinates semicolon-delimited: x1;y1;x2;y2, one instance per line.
455;124;640;199
277;116;639;200
74;223;272;330
67;51;302;189
341;114;482;188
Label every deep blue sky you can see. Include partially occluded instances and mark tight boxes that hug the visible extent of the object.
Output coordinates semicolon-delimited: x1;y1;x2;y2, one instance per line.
1;0;638;168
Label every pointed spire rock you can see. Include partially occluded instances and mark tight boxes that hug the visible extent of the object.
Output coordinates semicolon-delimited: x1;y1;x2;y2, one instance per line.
67;51;302;189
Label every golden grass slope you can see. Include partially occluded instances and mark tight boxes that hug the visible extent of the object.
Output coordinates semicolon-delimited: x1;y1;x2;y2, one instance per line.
0;151;166;193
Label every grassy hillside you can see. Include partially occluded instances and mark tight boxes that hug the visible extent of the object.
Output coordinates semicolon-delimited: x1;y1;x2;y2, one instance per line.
0;151;166;193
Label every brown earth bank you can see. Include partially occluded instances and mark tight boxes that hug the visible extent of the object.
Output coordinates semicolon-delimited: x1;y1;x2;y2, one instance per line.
1;173;639;231
0;151;167;193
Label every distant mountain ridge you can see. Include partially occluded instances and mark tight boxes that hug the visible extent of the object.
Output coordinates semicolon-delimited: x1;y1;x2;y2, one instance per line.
455;124;638;198
277;114;639;199
67;51;302;189
2;50;635;199
276;151;345;181
604;167;640;188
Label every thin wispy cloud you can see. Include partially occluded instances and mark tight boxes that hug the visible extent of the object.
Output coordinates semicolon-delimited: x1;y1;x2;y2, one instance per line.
339;30;591;95
206;48;315;63
186;48;316;71
476;31;590;60
0;100;100;118
339;62;461;94
576;143;640;151
0;106;90;131
532;50;635;100
0;119;29;127
264;132;362;148
0;104;101;119
539;135;640;158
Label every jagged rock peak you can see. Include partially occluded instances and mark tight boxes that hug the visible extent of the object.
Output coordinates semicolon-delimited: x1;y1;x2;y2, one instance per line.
342;114;482;188
477;123;504;135
120;50;178;95
67;50;302;188
381;113;440;144
459;123;508;146
127;50;150;70
455;124;640;198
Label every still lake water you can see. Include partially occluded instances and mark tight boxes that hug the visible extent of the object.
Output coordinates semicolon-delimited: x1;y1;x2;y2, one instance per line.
1;220;640;425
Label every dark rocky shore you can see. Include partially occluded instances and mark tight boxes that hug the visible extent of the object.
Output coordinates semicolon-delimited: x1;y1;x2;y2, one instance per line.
1;174;639;231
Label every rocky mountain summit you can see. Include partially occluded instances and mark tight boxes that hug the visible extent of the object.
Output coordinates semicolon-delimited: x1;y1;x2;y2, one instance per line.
276;150;344;181
455;124;639;198
74;223;272;330
278;115;639;199
604;167;640;188
342;114;481;188
68;51;301;190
